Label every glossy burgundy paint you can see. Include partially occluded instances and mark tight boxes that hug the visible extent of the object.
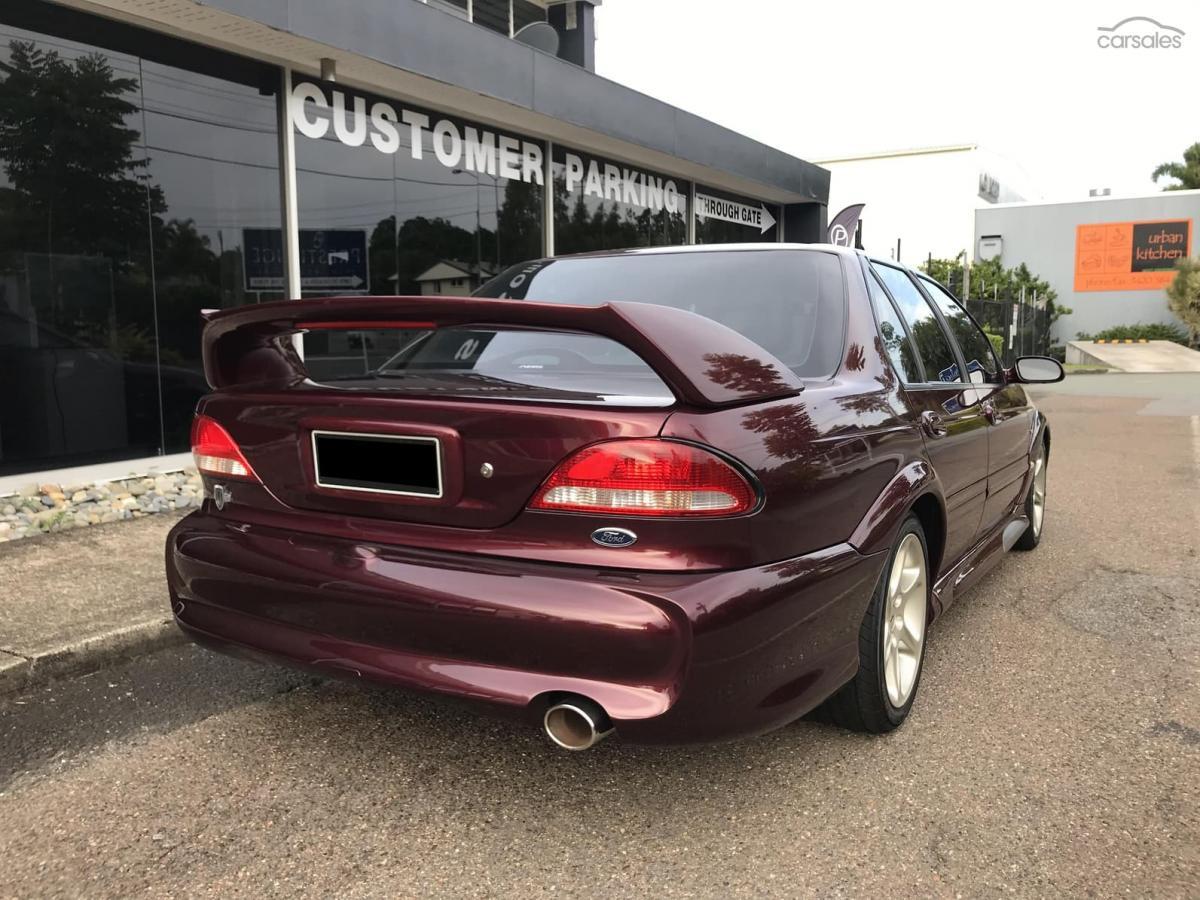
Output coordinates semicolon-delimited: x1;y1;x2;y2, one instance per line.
200;294;804;406
168;514;883;742
166;244;1052;744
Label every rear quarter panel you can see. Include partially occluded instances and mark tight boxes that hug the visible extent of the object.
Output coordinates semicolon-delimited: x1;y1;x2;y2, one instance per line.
662;383;923;563
662;256;929;564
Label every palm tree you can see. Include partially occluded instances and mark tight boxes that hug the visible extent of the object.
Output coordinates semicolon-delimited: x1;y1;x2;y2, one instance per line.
1165;257;1200;347
1152;143;1200;191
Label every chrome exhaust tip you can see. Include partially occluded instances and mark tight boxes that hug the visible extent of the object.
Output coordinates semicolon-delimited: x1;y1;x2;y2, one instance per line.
543;698;613;751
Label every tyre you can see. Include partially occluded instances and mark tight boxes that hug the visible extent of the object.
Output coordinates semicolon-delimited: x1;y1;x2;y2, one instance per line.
826;516;930;733
1013;439;1047;551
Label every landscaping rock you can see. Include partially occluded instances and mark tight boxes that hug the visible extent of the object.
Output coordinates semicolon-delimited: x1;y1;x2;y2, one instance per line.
0;466;200;543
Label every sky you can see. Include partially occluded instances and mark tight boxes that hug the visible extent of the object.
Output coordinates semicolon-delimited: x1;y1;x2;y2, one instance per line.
595;0;1199;200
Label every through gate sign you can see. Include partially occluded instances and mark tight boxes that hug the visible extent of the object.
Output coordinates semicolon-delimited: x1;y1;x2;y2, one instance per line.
694;191;777;234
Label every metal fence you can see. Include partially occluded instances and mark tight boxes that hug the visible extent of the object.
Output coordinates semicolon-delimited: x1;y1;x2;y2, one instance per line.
924;267;1053;364
964;298;1051;365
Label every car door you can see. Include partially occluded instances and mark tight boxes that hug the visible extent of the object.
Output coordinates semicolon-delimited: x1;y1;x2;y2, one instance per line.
917;276;1036;535
870;263;989;570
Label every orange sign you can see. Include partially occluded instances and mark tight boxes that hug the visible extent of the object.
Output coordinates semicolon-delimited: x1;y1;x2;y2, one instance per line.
1073;219;1192;292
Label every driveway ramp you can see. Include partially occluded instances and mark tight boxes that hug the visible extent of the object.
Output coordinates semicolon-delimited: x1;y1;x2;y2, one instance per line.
1065;340;1200;373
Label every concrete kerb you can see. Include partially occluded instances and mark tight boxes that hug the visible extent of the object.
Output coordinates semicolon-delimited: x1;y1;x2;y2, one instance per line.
0;618;188;696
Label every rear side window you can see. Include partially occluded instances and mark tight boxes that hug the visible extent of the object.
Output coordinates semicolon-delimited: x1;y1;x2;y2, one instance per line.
478;250;846;378
867;271;923;382
305;326;674;407
872;264;962;383
918;276;1000;383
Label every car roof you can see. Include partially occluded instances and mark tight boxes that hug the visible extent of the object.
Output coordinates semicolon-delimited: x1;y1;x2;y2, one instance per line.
865;254;923;275
552;242;865;261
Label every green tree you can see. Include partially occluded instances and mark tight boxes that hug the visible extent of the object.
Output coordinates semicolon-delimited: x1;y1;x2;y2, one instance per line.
0;40;164;262
496;178;543;265
1165;257;1200;346
1152;142;1200;191
368;214;477;295
922;253;969;293
155;218;218;284
921;253;1071;331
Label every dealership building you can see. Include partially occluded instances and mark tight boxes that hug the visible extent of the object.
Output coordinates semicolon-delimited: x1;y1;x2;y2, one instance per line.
0;0;830;480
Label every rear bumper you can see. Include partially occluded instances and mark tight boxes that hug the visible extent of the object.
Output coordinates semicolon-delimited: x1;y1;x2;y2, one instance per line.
166;510;885;743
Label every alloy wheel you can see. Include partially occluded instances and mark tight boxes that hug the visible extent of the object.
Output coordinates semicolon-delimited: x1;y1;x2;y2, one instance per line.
882;533;927;708
1031;450;1047;537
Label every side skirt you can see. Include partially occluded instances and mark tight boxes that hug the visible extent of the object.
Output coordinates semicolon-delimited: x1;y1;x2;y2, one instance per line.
929;513;1029;619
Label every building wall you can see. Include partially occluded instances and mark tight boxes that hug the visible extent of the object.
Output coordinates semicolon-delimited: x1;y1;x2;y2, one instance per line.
0;5;285;474
419;279;470;295
974;192;1200;342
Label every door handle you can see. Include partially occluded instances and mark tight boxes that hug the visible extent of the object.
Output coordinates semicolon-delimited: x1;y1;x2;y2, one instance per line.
920;411;948;438
981;401;999;424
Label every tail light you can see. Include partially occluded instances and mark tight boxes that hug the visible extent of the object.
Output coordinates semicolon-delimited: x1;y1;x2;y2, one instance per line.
191;414;259;481
529;439;757;517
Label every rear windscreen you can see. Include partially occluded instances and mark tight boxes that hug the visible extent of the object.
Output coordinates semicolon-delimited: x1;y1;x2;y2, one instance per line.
477;249;846;377
304;326;675;407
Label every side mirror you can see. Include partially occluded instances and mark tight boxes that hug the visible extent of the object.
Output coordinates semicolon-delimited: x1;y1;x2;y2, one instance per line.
1013;356;1065;384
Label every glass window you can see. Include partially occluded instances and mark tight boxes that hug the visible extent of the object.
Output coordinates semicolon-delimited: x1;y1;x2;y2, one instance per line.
307;326;673;407
694;186;779;244
290;79;544;379
872;263;962;383
918;276;1000;383
512;1;547;33
478;249;845;377
472;0;511;35
427;0;470;20
552;146;688;255
0;8;281;475
867;271;922;382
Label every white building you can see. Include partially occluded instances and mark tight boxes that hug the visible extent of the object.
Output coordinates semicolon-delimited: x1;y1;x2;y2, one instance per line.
818;144;1039;267
411;261;499;296
975;190;1199;341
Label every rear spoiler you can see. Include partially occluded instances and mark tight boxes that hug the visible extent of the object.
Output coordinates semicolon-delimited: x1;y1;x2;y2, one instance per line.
200;295;803;408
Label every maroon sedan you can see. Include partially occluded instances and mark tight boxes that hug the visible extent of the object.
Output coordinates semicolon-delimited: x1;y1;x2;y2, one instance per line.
167;245;1062;749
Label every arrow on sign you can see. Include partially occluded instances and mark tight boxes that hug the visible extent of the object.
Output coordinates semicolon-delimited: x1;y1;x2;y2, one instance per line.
302;275;365;289
695;191;777;234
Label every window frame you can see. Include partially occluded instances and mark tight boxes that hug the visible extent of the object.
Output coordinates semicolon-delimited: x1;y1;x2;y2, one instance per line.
861;259;927;385
868;259;972;390
914;274;1003;385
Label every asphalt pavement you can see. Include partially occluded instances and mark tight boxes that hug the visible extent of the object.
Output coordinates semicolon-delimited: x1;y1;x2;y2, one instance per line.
1;374;1197;898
